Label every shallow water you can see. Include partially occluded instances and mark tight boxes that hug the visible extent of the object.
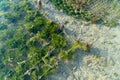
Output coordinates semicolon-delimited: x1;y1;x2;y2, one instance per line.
0;0;120;80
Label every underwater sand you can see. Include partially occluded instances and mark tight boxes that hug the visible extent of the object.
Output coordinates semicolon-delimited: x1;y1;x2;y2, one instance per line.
41;0;120;80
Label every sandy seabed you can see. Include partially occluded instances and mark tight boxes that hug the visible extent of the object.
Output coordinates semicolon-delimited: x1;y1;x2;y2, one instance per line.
40;0;120;80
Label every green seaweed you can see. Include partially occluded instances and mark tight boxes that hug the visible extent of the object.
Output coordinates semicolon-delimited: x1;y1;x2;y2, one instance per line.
0;0;89;80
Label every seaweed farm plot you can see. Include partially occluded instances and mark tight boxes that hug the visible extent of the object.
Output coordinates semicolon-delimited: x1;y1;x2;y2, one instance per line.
50;0;120;27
